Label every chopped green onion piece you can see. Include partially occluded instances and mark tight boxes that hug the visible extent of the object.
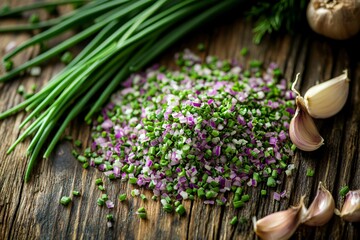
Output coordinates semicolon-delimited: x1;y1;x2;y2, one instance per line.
230;216;238;225
241;194;250;202
4;60;13;71
77;155;87;163
17;85;25;95
240;47;248;56
98;185;105;191
106;214;114;221
29;13;40;24
306;168;315;177
74;139;82;147
137;207;147;219
197;43;205;51
129;177;138;184
267;177;276;187
97;198;105;206
175;204;186;216
95;178;103;185
118;193;127;201
72;190;80;196
261;190;267;196
340;186;350;197
101;194;108;201
163;203;173;213
140;194;147;201
82;162;89;169
60;196;71;206
233;200;244;209
61;51;73;64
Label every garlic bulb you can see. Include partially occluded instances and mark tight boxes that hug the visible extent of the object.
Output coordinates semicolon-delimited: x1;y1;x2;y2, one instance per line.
253;197;307;240
289;96;324;151
304;70;350;118
307;0;360;40
302;182;335;226
337;190;360;222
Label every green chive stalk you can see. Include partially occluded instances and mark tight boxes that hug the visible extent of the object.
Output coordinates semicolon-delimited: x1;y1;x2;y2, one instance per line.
0;0;243;182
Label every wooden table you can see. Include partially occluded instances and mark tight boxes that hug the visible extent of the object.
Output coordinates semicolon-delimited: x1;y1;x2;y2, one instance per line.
1;1;359;239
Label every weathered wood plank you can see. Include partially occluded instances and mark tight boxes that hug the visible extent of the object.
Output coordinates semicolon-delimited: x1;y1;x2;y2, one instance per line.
0;1;359;239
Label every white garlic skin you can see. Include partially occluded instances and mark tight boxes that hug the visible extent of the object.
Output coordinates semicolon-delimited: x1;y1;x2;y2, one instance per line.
304;70;350;118
307;0;360;40
340;190;360;222
302;182;335;226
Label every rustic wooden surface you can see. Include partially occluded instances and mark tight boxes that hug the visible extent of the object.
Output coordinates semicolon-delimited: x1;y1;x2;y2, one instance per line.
1;1;360;239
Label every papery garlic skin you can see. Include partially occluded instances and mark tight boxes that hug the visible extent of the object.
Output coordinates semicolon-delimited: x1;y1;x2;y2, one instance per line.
304;70;350;118
302;182;335;226
253;197;307;240
340;190;360;222
289;97;324;151
307;0;360;40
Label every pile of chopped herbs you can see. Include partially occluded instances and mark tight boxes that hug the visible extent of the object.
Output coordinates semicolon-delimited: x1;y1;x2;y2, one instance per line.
78;50;296;207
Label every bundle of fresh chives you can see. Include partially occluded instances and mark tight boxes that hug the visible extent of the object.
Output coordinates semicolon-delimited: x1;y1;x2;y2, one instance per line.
0;0;242;182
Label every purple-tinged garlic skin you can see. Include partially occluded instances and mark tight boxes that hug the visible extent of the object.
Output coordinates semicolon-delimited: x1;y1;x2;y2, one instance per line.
340;190;360;222
302;182;335;226
289;97;324;151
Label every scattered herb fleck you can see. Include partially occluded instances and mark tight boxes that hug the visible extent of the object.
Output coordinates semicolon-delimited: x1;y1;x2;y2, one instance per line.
340;186;350;197
60;196;71;206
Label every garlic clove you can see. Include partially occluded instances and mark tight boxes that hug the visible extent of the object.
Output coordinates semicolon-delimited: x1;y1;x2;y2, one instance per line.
289;96;324;151
338;190;360;222
304;70;350;119
302;182;335;226
253;196;307;240
306;0;360;40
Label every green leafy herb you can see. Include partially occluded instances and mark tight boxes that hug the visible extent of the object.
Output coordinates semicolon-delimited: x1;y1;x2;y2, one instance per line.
246;0;307;44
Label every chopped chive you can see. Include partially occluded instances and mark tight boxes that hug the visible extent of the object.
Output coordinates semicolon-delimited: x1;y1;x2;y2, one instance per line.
340;186;350;197
197;43;205;51
74;139;82;147
230;216;238;225
97;198;105;206
137;207;147;219
163;203;173;213
129;177;138;184
98;185;105;191
261;190;267;196
175;204;186;216
241;194;250;202
240;47;248;56
4;60;13;71
72;190;80;196
106;214;114;221
140;194;147;200
118;193;127;201
77;155;87;163
17;85;25;95
101;194;108;201
306;168;315;177
233;200;244;209
60;196;71;206
267;177;276;187
82;162;89;169
29;14;40;24
61;51;73;64
95;178;103;185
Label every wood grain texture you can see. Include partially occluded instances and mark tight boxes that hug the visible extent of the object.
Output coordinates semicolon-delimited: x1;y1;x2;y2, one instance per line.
1;1;360;239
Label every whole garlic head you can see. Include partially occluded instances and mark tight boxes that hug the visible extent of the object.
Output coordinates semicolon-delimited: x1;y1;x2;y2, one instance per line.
307;0;360;40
